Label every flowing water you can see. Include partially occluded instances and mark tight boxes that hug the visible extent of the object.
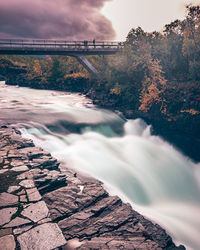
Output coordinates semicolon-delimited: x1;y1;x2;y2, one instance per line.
0;82;200;249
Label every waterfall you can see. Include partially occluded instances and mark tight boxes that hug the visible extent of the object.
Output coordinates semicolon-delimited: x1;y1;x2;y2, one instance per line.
1;82;200;249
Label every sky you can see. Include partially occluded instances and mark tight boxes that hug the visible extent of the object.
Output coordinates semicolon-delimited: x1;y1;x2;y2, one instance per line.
0;0;199;41
101;0;200;40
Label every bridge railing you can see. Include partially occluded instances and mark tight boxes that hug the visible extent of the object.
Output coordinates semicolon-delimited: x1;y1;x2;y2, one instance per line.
0;39;123;50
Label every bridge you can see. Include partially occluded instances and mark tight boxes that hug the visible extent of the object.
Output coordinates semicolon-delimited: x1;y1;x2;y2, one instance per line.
0;39;122;78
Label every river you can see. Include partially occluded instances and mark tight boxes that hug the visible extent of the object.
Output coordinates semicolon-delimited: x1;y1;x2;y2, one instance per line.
0;81;200;250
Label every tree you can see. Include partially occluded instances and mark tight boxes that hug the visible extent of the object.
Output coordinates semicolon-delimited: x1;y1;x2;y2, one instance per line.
49;57;66;82
139;59;167;113
33;59;42;77
182;5;200;80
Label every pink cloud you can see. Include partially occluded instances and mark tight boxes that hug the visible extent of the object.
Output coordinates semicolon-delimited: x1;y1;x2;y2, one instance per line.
0;0;115;40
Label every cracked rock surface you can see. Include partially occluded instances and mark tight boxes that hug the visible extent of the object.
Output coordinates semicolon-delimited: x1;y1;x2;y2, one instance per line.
0;123;185;249
0;124;67;249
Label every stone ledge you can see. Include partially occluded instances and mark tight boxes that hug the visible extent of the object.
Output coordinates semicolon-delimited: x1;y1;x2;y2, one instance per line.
0;124;67;250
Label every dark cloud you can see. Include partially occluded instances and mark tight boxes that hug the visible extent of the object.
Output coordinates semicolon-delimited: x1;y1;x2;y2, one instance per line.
0;0;115;40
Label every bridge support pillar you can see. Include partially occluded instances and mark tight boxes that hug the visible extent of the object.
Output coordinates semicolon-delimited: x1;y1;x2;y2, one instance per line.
73;55;101;80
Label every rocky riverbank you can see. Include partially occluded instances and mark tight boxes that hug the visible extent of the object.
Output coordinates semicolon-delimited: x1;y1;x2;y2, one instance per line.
0;122;185;249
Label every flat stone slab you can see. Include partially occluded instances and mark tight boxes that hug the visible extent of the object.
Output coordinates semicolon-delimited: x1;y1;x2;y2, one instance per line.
0;228;12;238
0;207;18;226
20;195;27;203
0;169;8;174
7;186;21;194
0;193;18;207
4;217;31;228
10;160;25;167
17;171;32;180
19;180;35;188
12;166;29;172
0;234;16;250
26;188;42;202
21;201;49;222
17;223;67;250
13;225;32;235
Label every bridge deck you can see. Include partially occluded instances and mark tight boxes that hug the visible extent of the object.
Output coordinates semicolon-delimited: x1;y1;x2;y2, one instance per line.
0;39;121;55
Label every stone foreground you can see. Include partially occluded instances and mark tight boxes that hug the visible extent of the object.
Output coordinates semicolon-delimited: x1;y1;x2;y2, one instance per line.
0;123;185;249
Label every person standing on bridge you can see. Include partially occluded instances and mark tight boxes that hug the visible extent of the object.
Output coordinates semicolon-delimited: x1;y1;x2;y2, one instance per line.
93;39;96;48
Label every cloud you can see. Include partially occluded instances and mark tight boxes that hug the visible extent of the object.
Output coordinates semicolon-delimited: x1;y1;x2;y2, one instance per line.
0;0;115;40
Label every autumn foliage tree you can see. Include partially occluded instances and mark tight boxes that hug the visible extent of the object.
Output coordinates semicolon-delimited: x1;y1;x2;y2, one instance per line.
33;59;42;77
138;59;167;113
105;27;167;113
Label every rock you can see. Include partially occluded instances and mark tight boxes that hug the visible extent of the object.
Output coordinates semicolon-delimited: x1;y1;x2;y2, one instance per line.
0;207;18;226
43;183;107;220
4;217;31;228
19;179;35;188
0;192;18;207
4;160;9;165
76;236;160;250
9;135;34;149
62;238;83;249
132;212;175;249
0;170;20;193
13;225;32;235
0;169;8;174
0;234;16;250
17;223;67;250
37;218;52;224
21;201;49;222
26;188;42;202
30;168;48;180
11;166;29;172
10;160;25;167
20;195;27;203
0;152;7;157
0;157;4;164
26;161;41;169
17;171;32;180
32;156;59;170
17;189;25;195
38;176;67;195
84;195;120;215
0;228;12;237
7;185;21;194
50;181;180;249
19;147;49;160
7;151;22;159
35;170;67;195
58;199;135;240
